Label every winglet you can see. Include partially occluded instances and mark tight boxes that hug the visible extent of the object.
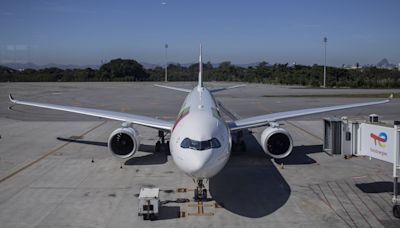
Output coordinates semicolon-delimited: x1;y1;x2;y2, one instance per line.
9;94;15;103
389;93;394;100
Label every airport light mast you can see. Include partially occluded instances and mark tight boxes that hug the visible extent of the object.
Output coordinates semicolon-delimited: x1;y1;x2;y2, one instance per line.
323;37;327;88
165;43;168;82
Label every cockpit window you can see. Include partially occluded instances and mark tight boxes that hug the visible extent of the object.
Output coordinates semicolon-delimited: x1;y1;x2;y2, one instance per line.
180;137;221;150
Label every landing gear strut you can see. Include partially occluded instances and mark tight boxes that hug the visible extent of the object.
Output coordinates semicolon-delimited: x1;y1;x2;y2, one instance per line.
155;130;169;154
232;130;246;153
194;179;207;201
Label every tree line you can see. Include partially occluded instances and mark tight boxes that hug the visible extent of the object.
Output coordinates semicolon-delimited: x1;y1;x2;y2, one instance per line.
1;58;400;88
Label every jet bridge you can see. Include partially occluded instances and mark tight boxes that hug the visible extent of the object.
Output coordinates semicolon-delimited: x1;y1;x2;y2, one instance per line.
324;116;400;217
356;121;400;218
323;117;342;155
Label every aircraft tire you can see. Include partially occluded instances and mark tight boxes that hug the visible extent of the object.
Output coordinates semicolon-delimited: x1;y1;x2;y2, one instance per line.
240;141;247;152
202;189;207;201
393;205;400;218
155;141;160;152
194;189;199;201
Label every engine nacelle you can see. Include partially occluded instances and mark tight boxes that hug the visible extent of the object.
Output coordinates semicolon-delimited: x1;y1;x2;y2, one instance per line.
108;127;140;159
261;127;293;159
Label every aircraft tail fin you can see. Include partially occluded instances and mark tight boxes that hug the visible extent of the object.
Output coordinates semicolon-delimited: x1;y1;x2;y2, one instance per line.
198;44;203;88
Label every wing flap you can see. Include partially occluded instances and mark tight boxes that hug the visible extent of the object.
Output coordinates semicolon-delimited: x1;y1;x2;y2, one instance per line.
9;94;173;131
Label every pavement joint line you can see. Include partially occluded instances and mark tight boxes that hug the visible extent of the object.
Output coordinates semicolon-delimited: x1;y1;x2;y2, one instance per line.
334;180;373;228
34;157;108;228
0;120;107;184
343;180;384;227
310;184;353;228
368;175;393;207
351;176;395;221
285;120;323;141
327;181;359;228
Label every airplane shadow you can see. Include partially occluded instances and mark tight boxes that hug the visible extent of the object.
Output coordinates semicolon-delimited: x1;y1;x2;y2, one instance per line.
57;137;156;152
57;137;166;165
157;206;181;220
125;150;167;166
57;137;107;147
275;144;323;165
209;131;291;218
356;181;400;194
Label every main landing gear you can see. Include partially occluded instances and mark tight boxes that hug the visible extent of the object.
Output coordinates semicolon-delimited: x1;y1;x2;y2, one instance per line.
194;179;208;201
232;130;246;153
155;130;169;154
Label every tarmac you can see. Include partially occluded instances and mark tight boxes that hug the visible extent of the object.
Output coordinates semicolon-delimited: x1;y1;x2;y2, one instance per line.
1;82;400;228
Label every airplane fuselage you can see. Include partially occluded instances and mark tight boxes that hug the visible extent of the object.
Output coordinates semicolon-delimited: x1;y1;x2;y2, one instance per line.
170;86;231;180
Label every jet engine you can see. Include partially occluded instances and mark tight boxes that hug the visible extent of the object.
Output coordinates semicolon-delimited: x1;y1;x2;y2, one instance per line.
260;127;293;159
108;127;140;159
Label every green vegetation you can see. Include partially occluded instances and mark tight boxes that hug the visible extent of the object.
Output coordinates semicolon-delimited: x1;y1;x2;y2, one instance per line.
0;59;149;82
1;59;400;88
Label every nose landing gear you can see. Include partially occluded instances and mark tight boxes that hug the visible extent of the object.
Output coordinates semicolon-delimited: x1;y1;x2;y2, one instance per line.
194;179;208;201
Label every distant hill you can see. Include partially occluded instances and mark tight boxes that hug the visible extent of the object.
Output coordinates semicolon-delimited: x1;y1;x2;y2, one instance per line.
0;65;17;73
2;62;162;70
140;62;160;69
2;62;100;70
376;58;396;69
235;62;262;68
377;58;390;67
1;61;274;71
168;62;262;68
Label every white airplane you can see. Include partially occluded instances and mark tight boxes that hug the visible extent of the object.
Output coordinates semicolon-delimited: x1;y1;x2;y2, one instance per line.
9;46;392;201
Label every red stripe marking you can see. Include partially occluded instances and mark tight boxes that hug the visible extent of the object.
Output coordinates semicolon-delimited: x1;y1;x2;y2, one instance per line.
172;111;189;131
370;133;385;142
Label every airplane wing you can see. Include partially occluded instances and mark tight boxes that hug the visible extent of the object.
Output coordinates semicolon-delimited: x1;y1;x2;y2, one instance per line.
229;96;392;131
209;84;246;93
154;84;246;93
154;84;191;93
9;94;173;131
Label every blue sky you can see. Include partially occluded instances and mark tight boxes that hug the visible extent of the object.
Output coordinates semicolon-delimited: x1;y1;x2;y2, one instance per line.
1;0;399;66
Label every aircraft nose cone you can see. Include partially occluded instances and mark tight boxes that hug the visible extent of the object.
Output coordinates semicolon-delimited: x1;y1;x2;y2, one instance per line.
190;157;207;172
186;151;213;175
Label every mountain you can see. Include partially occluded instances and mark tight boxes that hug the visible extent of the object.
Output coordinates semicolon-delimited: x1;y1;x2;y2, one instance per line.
3;62;38;70
2;62;160;70
235;62;262;68
377;58;390;67
0;65;16;73
2;62;100;70
168;62;262;68
376;58;397;69
140;62;160;69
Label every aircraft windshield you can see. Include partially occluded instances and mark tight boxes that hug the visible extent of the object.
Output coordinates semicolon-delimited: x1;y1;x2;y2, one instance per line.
180;137;221;151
